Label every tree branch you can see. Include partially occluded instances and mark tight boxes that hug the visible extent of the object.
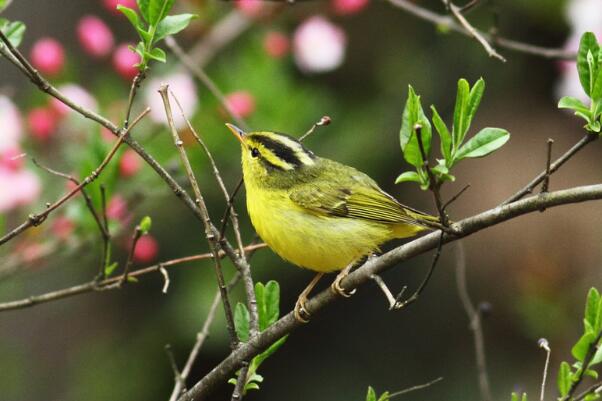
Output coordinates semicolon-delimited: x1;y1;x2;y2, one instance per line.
0;244;266;312
178;183;602;401
386;0;575;60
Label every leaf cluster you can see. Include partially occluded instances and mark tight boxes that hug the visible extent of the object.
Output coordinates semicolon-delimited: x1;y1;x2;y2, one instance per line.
556;288;602;401
365;386;390;401
396;78;510;190
0;18;25;48
117;0;197;70
229;281;288;394
559;32;602;133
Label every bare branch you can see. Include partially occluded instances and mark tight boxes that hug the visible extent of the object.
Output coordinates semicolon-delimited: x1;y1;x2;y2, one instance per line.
159;85;240;350
298;116;332;142
0;108;150;246
388;377;443;399
0;244;266;312
538;338;551;401
386;0;575;60
445;1;506;62
455;241;492;401
178;183;602;401
502;134;597;205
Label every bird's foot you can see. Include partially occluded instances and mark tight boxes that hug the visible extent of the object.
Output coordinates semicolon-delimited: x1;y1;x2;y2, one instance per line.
294;295;311;323
330;266;356;298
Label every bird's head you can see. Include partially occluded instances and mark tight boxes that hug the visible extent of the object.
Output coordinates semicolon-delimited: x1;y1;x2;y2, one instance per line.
225;123;316;188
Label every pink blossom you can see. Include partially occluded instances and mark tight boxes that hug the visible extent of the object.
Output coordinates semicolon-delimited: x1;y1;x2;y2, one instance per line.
28;107;58;141
332;0;370;15
0;167;41;212
119;149;141;177
263;32;289;58
112;43;140;80
1;147;25;171
225;91;256;119
51;84;98;116
106;195;128;221
235;0;264;17
145;72;198;129
0;96;22;153
30;38;65;76
77;15;114;58
293;16;347;73
133;235;159;263
103;0;137;14
51;216;75;240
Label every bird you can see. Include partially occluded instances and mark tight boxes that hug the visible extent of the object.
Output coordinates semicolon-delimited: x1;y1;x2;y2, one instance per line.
226;123;439;322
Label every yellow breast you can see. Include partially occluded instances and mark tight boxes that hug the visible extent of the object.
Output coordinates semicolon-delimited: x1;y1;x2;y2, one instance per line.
246;187;396;272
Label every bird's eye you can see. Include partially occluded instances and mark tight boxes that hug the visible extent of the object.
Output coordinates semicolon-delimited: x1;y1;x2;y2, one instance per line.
251;147;260;158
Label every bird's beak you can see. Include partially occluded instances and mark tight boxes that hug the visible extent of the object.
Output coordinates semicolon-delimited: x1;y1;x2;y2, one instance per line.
225;123;246;146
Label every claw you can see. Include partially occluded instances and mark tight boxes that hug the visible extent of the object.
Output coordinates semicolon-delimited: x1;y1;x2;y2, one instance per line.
294;296;311;323
330;264;356;298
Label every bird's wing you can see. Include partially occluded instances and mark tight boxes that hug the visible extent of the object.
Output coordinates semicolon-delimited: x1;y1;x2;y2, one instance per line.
289;184;428;225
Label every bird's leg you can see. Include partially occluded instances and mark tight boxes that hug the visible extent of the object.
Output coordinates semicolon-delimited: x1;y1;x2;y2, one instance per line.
294;273;324;323
331;263;357;298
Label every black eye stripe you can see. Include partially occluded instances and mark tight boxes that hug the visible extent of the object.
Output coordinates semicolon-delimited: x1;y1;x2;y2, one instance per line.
252;135;306;167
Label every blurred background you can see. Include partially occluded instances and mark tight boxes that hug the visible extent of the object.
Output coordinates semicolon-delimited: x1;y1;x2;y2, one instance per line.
1;0;602;400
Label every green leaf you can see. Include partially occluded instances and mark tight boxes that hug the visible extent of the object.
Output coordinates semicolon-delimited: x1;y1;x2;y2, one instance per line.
104;262;118;277
521;394;528;401
455;127;510;160
400;86;432;168
572;332;596;362
395;171;421;184
245;382;260;391
263;281;280;329
155;13;197;41
234;302;250;343
592;63;602;101
147;0;175;25
577;32;600;97
146;46;166;62
139;216;152;234
585;394;601;401
590;339;602;365
0;19;25;48
366;386;377;401
557;361;572;397
137;0;150;22
431;105;452;163
465;77;485;135
585;288;601;332
0;0;12;13
253;335;287;368
453;78;470;147
585;369;599;379
558;96;590;114
511;392;518;401
377;391;390;401
117;6;141;29
127;276;138;283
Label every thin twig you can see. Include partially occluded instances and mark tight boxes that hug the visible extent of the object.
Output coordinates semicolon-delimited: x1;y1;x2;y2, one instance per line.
0;244;266;313
124;70;147;128
386;0;575;60
446;1;506;62
159;85;240;350
415;124;447;226
502;134;597;205
159;266;170;294
168;273;243;401
118;224;144;287
99;184;111;279
178;184;602;401
442;183;471;211
538;338;551;401
574;382;602;401
389;377;443;399
298;116;332;142
455;241;493;401
231;362;250;401
0;108;150;246
540;139;554;194
165;344;185;392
